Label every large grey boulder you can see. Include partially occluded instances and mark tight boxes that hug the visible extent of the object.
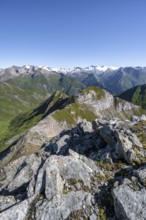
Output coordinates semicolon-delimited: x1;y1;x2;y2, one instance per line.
0;195;37;220
98;122;144;164
0;196;16;211
113;178;146;220
50;134;70;155
28;154;93;197
78;119;94;134
0;152;97;220
115;131;144;163
35;191;92;220
0;154;42;193
115;133;136;163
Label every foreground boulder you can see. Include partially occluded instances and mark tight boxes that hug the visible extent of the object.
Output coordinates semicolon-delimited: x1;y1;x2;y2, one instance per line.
98;121;145;164
0;117;146;219
0;149;101;219
113;165;146;220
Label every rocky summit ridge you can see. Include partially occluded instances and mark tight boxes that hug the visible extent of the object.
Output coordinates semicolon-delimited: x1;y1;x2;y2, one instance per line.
0;86;146;220
0;86;143;159
0;116;146;219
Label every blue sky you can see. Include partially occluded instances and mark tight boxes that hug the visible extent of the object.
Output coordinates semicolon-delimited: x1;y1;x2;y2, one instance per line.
0;0;146;68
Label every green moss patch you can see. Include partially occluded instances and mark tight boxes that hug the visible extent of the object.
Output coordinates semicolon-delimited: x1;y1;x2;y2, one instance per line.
53;102;96;126
81;86;106;100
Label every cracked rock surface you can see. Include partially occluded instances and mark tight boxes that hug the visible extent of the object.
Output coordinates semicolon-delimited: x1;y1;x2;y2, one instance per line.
0;116;146;220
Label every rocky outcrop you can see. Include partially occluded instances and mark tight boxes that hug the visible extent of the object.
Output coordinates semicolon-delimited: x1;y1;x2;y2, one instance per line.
1;86;144;167
0;150;100;219
132;114;146;123
113;165;146;220
78;87;140;116
0;115;65;168
0;116;146;219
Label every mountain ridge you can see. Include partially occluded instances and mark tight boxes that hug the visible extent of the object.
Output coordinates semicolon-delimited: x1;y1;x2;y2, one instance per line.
1;65;146;95
0;86;144;155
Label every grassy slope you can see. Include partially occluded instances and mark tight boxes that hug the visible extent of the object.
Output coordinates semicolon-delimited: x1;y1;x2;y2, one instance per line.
81;86;106;99
0;82;45;135
53;102;96;126
119;85;146;109
0;73;84;150
53;86;105;126
7;74;85;96
0;87;100;152
0;91;74;152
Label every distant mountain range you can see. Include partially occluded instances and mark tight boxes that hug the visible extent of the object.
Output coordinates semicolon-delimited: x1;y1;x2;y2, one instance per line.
1;65;146;95
1;65;146;136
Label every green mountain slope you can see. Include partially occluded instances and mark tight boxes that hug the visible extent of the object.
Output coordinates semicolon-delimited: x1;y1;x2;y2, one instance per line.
0;91;74;152
119;84;146;109
98;67;146;94
0;73;85;138
0;82;45;136
7;73;85;96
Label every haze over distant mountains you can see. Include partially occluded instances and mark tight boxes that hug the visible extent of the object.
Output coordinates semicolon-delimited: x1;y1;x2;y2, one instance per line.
1;65;146;95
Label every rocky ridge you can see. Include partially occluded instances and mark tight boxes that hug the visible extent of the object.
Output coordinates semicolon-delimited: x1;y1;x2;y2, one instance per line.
0;87;143;165
0;116;146;219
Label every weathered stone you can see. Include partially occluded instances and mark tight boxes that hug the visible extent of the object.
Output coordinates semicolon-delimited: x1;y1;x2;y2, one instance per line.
1;154;42;193
100;125;116;146
129;133;143;148
79;119;94;134
0;196;16;211
45;168;64;200
131;115;139;122
92;119;99;131
35;191;92;220
134;165;146;186
0;195;37;220
69;149;99;173
44;134;70;156
115;133;134;163
140;115;146;121
98;119;108;125
109;118;119;125
0;116;146;219
89;213;98;220
113;179;146;220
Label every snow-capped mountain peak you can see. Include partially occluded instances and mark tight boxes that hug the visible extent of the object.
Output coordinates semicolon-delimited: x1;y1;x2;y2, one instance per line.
95;66;119;71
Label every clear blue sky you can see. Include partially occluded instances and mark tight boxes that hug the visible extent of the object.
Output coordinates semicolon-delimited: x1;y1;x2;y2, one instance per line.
0;0;146;68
